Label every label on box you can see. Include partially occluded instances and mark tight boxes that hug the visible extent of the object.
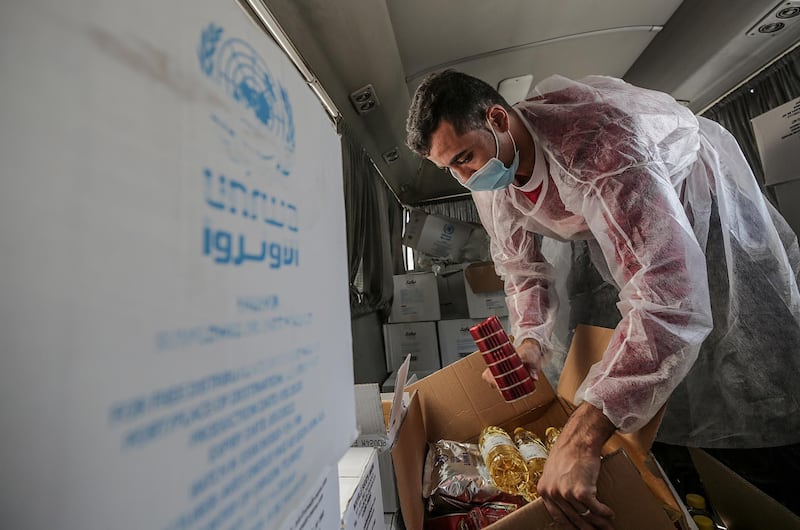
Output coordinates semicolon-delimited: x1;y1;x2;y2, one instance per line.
383;323;441;373
0;4;354;530
287;467;341;530
339;449;384;530
388;273;441;323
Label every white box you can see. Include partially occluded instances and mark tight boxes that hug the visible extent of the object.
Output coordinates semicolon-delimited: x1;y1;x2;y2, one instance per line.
383;322;441;373
388;273;441;323
0;4;355;530
437;318;511;366
466;288;508;318
437;319;484;367
436;265;470;319
751;96;800;186
464;262;509;318
287;466;341;530
353;384;399;513
338;448;384;530
402;210;473;260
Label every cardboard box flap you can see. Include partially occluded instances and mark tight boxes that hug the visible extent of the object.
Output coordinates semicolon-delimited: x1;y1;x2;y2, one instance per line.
354;383;386;437
558;325;679;519
558;325;665;453
489;450;674;530
386;354;412;448
464;262;505;293
405;350;556;444
391;391;427;530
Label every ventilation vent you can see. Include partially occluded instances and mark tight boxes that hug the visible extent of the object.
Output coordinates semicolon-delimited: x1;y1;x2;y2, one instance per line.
747;1;800;36
349;84;380;114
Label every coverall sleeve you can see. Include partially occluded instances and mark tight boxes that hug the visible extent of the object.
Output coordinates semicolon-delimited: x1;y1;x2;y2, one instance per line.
474;192;560;359
572;160;714;432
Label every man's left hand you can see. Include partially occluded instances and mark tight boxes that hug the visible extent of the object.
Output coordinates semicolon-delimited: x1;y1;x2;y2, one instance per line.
536;403;616;529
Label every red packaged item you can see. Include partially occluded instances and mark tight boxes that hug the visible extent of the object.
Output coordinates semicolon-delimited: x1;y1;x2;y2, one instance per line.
468;502;519;528
481;343;518;365
425;513;473;530
493;364;531;388
473;331;508;352
486;354;523;376
426;503;519;530
500;378;537;402
469;316;535;402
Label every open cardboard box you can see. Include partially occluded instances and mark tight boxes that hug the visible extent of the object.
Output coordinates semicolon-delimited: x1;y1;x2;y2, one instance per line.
391;325;688;530
688;447;800;530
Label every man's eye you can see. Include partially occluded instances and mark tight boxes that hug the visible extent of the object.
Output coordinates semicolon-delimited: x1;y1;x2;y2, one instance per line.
456;154;472;165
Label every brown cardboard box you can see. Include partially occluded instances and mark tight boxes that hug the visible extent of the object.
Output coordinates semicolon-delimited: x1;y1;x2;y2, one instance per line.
391;325;687;530
689;448;800;530
558;327;678;519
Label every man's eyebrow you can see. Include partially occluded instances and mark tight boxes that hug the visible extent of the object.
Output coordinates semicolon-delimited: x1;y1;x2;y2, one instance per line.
449;150;467;166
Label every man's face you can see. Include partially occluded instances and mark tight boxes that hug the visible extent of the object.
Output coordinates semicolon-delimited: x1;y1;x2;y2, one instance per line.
427;117;512;184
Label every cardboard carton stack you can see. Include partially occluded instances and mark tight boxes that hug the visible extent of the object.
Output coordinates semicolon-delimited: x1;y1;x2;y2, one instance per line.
384;262;513;393
385;272;442;378
385;211;515;400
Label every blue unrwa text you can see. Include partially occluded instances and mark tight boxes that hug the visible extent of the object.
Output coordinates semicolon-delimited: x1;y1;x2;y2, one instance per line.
203;168;298;268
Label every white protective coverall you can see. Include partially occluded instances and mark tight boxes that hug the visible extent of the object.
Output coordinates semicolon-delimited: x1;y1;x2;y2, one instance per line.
472;75;800;448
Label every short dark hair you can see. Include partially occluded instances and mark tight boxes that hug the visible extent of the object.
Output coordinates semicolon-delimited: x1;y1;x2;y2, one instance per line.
406;70;512;157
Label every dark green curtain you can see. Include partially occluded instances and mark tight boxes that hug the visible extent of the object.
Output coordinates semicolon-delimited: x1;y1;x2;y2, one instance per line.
341;124;404;317
702;46;800;191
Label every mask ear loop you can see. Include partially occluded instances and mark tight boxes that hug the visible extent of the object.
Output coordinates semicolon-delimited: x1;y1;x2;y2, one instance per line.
507;128;517;159
487;120;501;158
489;114;518;162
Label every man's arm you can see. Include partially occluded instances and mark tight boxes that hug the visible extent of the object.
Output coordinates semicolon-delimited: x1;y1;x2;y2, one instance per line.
471;192;558;386
537;402;616;529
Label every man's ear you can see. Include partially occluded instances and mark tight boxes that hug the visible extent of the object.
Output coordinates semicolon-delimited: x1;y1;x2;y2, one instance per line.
486;105;510;132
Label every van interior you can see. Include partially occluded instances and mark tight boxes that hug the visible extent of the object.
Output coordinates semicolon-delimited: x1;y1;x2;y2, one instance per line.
241;0;800;385
252;0;800;204
241;4;800;522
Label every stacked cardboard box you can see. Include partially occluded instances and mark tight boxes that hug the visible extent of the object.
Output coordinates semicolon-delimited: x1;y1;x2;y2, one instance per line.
385;261;511;379
385;273;443;375
353;384;402;516
286;467;342;530
401;210;474;262
338;448;385;530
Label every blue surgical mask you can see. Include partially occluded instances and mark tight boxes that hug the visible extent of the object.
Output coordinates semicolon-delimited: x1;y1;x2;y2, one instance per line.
453;124;519;191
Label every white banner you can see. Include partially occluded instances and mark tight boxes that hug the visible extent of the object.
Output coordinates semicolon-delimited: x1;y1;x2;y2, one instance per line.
0;2;355;529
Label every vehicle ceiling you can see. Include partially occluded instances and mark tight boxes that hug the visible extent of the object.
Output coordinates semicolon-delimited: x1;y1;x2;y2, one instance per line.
261;0;800;205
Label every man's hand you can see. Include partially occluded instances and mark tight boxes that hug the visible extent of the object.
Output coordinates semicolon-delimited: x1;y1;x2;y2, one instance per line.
537;403;616;529
481;337;543;388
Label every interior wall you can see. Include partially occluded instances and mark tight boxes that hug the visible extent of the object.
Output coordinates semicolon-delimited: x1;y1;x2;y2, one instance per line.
350;311;388;384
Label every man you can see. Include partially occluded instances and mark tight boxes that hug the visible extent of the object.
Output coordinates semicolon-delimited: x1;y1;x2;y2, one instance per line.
406;70;800;528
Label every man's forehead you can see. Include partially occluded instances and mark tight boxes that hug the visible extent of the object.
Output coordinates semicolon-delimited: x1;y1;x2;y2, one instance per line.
428;120;469;164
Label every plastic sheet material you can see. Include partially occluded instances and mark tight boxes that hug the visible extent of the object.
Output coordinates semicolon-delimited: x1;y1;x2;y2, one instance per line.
472;75;800;447
422;440;525;516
